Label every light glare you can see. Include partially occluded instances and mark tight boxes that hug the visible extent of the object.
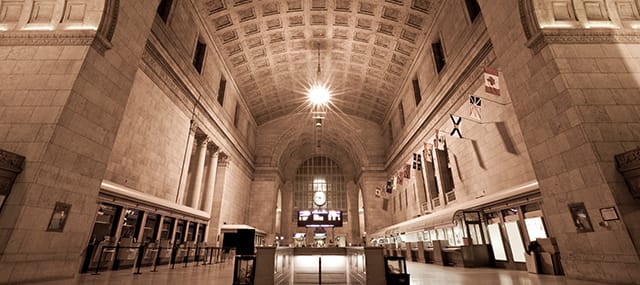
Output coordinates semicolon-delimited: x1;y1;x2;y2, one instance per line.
308;84;330;105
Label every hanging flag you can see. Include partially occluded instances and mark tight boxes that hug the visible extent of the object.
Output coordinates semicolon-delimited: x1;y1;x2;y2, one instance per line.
397;171;404;185
469;95;482;120
484;67;500;96
375;187;382;198
433;130;446;150
413;153;422;171
403;164;411;179
450;114;462;138
412;153;417;169
423;143;433;162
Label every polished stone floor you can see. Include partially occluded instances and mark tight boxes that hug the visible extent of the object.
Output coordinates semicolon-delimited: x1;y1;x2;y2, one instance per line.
34;260;612;285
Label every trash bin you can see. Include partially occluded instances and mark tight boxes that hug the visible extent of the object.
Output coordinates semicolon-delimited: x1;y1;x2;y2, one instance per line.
384;256;410;285
525;253;539;273
233;255;256;285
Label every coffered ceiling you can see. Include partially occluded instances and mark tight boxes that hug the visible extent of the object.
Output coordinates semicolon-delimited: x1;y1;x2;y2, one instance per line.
196;0;441;125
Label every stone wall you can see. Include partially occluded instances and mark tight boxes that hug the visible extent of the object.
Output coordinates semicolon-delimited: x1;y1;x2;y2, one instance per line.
382;0;536;225
0;0;160;282
104;70;188;201
480;0;640;283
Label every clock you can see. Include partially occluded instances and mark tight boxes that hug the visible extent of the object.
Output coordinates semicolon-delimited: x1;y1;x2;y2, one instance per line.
313;191;326;206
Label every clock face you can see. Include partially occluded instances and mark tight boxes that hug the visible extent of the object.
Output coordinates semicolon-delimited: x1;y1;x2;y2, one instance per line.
313;191;326;206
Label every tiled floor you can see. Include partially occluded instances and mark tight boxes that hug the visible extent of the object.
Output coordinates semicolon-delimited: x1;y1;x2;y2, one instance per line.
34;260;613;285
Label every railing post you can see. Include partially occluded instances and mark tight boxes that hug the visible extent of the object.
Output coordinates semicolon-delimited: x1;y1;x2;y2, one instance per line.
92;246;106;275
319;256;322;285
112;244;120;270
184;246;189;267
151;245;161;272
134;245;144;275
170;245;177;269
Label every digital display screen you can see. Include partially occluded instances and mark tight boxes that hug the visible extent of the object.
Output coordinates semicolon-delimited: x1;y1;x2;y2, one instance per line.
297;210;343;227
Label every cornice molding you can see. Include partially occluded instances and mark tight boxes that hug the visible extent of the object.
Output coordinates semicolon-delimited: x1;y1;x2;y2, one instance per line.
92;0;119;54
0;149;25;173
616;148;640;172
385;38;494;171
0;30;95;46
526;29;640;53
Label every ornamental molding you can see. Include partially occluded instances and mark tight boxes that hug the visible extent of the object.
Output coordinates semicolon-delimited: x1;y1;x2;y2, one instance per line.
140;41;192;107
526;29;640;53
218;152;230;166
0;149;25;173
92;0;119;55
616;148;640;172
0;30;94;46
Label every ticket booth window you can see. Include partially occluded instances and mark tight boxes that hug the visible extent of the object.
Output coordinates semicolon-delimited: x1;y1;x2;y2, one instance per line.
504;221;526;262
487;223;507;261
160;217;175;241
524;217;547;241
120;208;142;240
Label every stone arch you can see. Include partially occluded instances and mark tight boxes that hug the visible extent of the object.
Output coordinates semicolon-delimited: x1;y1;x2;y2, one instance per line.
93;0;120;54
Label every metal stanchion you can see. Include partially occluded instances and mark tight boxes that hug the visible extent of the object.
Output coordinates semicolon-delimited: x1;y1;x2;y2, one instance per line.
183;246;189;267
92;247;106;275
319;256;322;285
170;245;177;269
151;245;161;272
134;245;144;275
194;245;200;266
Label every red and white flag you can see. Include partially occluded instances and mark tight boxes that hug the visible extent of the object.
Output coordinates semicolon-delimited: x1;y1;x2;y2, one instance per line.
403;164;411;179
484;67;500;96
469;95;482;120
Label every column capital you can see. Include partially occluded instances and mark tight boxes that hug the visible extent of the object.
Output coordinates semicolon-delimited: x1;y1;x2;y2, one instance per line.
190;121;199;133
207;142;219;153
218;152;230;166
195;133;209;145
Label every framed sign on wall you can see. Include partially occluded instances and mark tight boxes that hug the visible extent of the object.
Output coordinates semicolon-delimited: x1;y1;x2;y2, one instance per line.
568;202;593;233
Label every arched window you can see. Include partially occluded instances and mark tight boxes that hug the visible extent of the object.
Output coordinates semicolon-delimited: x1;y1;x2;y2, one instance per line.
294;156;345;210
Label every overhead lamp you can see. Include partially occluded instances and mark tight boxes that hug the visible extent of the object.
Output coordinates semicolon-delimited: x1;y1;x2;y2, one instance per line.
308;84;330;106
307;42;331;106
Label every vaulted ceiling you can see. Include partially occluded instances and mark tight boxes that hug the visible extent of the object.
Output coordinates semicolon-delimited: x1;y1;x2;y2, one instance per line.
196;0;441;125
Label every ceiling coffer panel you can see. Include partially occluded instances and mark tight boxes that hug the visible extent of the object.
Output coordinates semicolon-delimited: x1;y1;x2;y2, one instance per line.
197;0;440;125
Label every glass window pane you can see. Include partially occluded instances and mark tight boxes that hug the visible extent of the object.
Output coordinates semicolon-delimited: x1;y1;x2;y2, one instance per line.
524;217;548;241
160;217;174;241
294;157;345;210
504;221;526;262
469;224;483;245
487;223;507;261
120;208;141;240
142;214;159;242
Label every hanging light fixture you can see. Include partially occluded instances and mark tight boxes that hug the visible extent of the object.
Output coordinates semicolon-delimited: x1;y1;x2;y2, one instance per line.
307;42;331;107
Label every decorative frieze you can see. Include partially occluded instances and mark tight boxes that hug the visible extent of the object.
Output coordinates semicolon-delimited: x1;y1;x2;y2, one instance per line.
0;30;94;46
616;148;640;172
615;148;640;199
0;149;24;173
525;29;640;53
519;0;640;53
0;148;25;212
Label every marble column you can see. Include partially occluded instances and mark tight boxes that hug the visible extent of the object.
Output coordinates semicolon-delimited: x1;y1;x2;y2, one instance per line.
206;153;229;245
177;123;198;204
202;144;220;213
189;134;209;209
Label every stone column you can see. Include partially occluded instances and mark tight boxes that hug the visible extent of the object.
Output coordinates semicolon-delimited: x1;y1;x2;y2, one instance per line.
202;143;220;213
189;134;209;209
177;123;198;204
206;153;229;245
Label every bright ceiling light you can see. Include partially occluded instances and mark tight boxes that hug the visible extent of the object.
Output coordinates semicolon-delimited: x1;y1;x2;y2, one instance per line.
308;84;331;105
